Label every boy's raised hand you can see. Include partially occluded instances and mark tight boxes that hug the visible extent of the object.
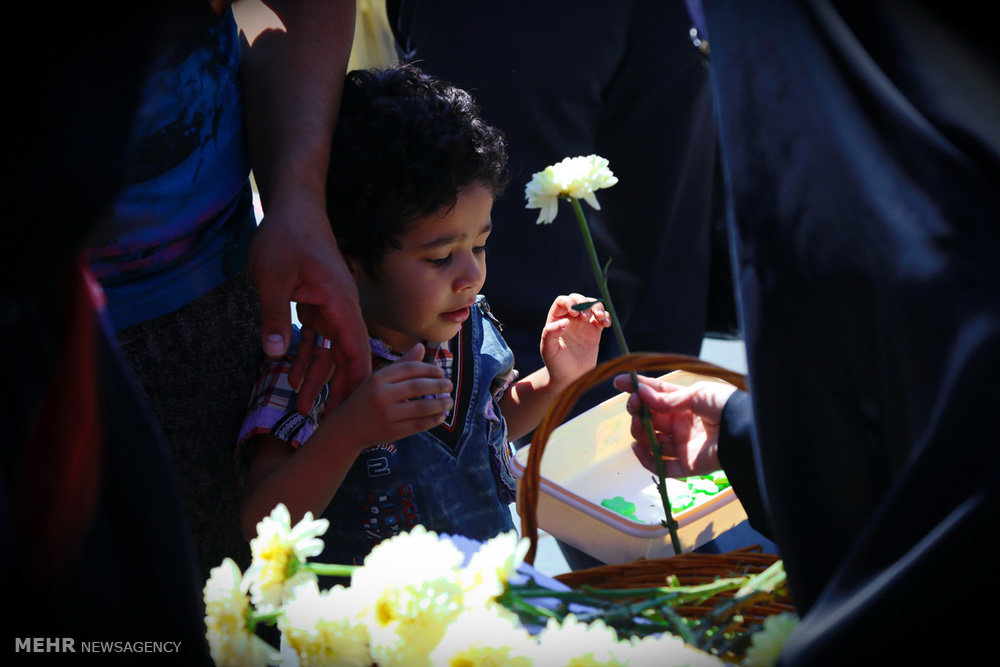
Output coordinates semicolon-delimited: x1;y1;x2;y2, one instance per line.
334;343;453;447
540;293;612;387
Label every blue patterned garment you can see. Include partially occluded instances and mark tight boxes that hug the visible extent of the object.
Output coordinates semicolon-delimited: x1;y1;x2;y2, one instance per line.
88;8;253;330
238;296;519;564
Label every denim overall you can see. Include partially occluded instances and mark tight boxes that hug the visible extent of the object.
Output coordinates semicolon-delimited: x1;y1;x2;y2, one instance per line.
318;297;517;565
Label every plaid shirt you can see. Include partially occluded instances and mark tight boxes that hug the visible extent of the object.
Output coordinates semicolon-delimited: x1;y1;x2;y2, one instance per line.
369;338;454;397
236;334;515;476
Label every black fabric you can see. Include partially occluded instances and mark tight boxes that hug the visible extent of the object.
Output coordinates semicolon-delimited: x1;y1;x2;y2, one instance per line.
3;276;212;665
115;271;262;584
701;0;1000;662
2;2;204;295
716;390;773;540
3;2;212;662
388;0;725;411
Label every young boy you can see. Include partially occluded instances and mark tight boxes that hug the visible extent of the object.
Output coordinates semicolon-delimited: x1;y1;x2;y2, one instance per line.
237;65;610;564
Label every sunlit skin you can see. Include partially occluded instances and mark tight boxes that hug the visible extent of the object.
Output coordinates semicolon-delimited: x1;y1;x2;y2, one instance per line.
349;183;495;352
239;182;610;536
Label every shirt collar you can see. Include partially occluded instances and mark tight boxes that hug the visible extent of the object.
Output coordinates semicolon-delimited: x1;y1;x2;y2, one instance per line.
369;337;454;378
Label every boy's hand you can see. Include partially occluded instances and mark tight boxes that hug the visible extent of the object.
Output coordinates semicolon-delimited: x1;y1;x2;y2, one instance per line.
539;293;611;388
334;343;453;447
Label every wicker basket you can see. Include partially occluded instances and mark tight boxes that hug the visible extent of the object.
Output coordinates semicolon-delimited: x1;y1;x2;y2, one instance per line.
517;352;795;636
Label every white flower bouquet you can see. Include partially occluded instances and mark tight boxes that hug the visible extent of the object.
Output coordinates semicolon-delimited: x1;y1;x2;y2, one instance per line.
204;504;796;666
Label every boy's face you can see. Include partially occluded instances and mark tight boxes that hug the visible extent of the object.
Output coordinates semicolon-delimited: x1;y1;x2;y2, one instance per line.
350;183;493;352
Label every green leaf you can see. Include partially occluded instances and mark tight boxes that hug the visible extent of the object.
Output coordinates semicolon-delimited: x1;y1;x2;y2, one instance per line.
572;299;604;312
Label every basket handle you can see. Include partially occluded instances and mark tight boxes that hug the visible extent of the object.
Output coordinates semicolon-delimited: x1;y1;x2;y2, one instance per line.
519;352;747;566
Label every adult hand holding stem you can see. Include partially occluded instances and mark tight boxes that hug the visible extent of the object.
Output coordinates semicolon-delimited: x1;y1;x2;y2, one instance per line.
525;156;682;553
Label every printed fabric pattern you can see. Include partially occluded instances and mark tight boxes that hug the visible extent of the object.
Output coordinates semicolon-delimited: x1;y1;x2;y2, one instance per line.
88;8;253;330
237;296;518;564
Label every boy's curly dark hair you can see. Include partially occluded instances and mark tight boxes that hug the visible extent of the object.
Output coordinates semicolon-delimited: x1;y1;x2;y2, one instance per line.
326;64;509;278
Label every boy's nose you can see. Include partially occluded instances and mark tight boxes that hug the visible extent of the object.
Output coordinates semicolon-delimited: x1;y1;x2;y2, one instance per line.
454;255;485;292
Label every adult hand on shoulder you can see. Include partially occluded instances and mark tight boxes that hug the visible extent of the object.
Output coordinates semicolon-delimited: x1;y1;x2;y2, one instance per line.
238;0;363;413
611;374;738;478
248;197;371;414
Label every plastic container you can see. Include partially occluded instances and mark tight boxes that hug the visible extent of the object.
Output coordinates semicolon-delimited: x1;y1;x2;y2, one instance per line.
511;371;748;565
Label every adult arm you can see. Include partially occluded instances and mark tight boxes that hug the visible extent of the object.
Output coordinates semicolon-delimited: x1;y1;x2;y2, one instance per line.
235;0;371;413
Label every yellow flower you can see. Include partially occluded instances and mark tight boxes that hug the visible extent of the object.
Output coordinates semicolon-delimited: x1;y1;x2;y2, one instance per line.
366;584;465;667
429;606;536;667
244;503;329;612
532;616;626;667
742;612;800;667
203;558;277;667
279;579;371;667
459;531;529;608
352;526;467;667
524;155;618;224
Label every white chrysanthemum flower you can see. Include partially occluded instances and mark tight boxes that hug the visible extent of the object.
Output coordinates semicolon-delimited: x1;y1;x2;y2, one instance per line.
742;612;800;667
533;615;626;667
351;525;465;598
279;579;372;667
244;503;329;612
203;558;277;667
352;526;467;667
524;155;618;224
624;632;725;666
365;580;466;667
429;605;536;667
459;531;529;608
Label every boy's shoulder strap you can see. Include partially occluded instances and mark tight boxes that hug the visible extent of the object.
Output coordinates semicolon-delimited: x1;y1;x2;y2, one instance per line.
425;311;476;454
475;294;504;332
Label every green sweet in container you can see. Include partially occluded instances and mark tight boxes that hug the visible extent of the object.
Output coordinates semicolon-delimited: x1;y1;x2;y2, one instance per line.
689;477;720;495
602;471;733;522
669;488;695;512
601;496;638;520
710;471;730;488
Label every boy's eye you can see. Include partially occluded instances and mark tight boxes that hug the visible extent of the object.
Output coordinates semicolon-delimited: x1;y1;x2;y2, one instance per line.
426;245;486;267
428;254;452;267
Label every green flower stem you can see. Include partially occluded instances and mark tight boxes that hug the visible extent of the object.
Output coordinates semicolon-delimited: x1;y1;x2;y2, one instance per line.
735;559;786;597
305;562;358;577
508;575;756;650
658;605;698;645
248;608;284;632
694;589;771;648
575;594;674;625
511;576;749;607
497;588;566;626
568;197;682;553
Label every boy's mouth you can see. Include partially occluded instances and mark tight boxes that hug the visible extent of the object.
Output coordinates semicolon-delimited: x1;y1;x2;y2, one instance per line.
440;304;472;323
